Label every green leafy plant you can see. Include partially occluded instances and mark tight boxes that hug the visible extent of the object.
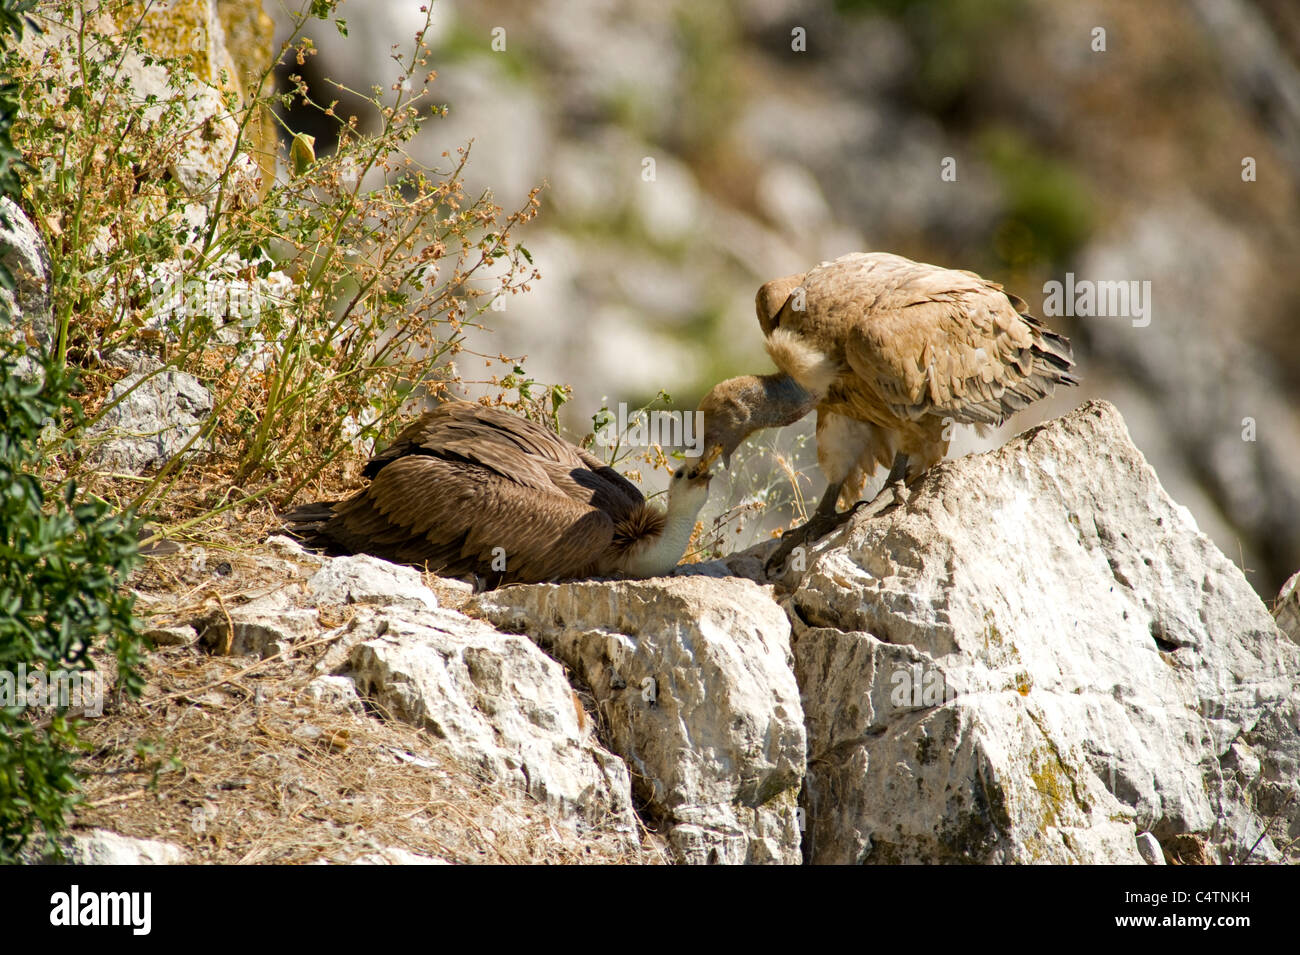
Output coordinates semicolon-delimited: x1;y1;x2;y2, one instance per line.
0;319;143;863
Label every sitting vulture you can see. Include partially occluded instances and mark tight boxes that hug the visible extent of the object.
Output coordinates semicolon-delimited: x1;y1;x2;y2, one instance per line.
691;252;1077;566
284;401;713;585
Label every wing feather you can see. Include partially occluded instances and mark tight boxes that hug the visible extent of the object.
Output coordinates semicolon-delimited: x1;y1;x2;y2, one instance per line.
293;400;658;583
334;455;617;583
364;401;590;492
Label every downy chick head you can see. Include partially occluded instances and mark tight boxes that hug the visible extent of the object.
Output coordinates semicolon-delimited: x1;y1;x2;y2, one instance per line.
667;460;713;517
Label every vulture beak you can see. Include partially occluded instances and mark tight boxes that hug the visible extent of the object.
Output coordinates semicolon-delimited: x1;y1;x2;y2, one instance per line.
687;444;723;480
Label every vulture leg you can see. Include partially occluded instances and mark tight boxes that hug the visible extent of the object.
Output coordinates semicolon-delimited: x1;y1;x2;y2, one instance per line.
765;452;910;574
881;451;910;504
765;483;856;573
848;451;911;516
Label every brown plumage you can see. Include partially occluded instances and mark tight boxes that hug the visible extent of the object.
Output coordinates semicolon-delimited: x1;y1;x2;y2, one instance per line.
284;401;712;585
694;252;1077;564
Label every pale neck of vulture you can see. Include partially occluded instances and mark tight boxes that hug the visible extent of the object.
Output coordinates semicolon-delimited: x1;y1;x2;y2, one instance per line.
620;482;708;578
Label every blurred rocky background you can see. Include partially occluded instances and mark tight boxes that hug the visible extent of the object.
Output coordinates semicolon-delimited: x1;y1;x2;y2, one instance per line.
271;0;1300;598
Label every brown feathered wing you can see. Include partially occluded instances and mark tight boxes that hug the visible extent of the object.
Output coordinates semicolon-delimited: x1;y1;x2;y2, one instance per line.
288;402;650;583
792;254;1076;426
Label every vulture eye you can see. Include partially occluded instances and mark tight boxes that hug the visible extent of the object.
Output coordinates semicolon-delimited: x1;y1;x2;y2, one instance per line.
672;467;685;480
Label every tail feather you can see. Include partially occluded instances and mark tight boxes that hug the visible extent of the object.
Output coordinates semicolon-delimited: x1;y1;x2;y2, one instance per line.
280;501;346;552
953;316;1077;427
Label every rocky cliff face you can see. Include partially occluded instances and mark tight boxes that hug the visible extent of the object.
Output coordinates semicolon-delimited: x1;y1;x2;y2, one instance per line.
52;400;1298;865
784;400;1298;863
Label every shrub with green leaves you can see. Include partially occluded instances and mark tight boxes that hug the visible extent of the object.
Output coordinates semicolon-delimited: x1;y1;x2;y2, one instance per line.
0;320;143;863
0;0;142;866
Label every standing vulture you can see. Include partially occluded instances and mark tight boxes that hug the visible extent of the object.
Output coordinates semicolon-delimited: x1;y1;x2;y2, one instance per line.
284;401;713;585
691;252;1077;567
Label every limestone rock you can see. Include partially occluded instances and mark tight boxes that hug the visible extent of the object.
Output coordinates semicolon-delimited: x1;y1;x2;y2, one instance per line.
347;607;638;842
307;554;438;613
0;197;52;383
216;0;278;191
788;400;1300;863
26;829;187;865
1274;570;1300;644
344;847;450;865
136;253;293;357
263;534;329;567
1136;832;1165;865
1079;199;1300;596
468;576;805;865
311;607;390;675
1231;695;1300;859
144;624;197;647
88;370;213;474
303;675;364;714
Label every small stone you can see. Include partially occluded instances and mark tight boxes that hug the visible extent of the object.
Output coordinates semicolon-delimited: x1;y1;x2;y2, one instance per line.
307;554;438;612
468;575;805;865
25;830;187;865
1136;832;1165;865
145;625;197;647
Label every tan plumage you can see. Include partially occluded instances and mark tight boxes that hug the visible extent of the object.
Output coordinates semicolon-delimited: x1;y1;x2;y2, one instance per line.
761;252;1075;501
284;401;712;585
695;252;1076;563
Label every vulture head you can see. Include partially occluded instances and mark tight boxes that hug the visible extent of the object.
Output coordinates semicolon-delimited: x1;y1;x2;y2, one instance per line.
687;272;819;480
754;273;805;334
690;373;819;479
668;460;715;509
